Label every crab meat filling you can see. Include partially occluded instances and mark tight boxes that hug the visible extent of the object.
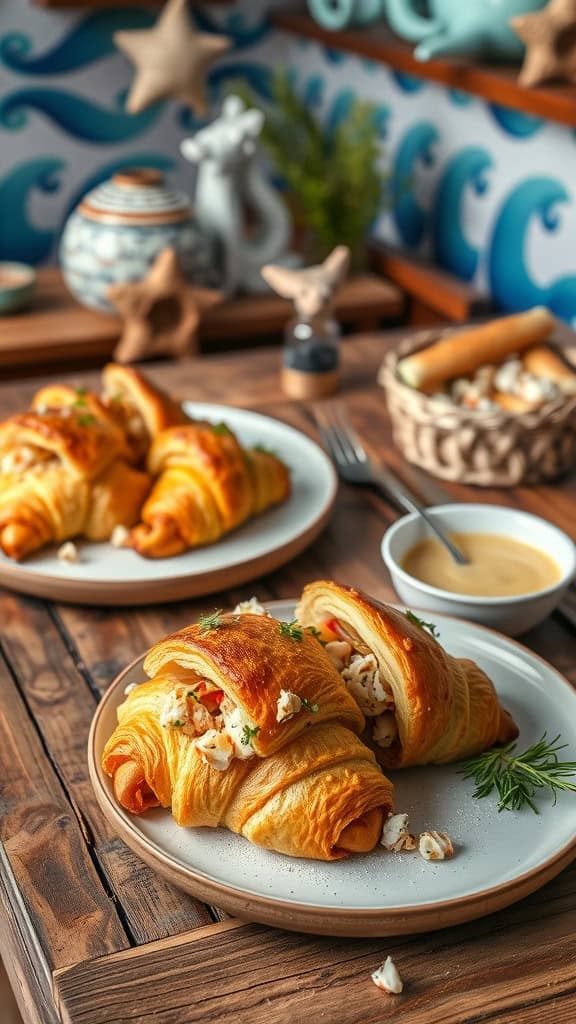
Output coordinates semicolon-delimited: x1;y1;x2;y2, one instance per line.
325;625;398;749
158;680;256;767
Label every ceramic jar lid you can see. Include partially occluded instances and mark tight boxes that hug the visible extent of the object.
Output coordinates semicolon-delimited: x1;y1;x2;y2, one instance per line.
79;169;192;226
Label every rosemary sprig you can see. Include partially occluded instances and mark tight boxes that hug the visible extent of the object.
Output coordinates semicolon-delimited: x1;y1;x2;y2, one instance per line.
198;609;224;633
458;733;576;814
405;609;440;638
279;620;303;641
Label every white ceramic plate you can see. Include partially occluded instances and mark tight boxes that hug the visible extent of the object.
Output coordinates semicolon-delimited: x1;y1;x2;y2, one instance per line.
0;406;336;606
89;600;576;937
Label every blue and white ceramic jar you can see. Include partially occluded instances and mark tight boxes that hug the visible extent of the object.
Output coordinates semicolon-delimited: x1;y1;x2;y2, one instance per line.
59;169;212;313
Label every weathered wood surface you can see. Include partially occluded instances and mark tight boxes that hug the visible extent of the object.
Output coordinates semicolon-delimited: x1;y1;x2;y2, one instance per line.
0;333;575;1024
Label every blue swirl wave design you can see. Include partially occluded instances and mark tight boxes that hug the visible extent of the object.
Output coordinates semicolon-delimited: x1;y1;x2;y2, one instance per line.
391;122;439;248
448;89;473;107
0;158;65;264
488;177;576;321
62;153;176;225
194;9;271;49
326;89;388;139
323;46;347;64
0;88;163;143
488;104;544;139
391;71;424;93
0;10;154;75
432;147;493;281
178;62;275;131
303;75;324;110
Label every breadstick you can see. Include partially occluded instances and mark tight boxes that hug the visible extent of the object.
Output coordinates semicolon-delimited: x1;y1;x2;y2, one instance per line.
490;391;540;414
522;345;576;394
397;307;555;391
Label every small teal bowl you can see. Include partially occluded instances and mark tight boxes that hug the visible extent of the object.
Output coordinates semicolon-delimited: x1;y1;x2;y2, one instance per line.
0;262;36;315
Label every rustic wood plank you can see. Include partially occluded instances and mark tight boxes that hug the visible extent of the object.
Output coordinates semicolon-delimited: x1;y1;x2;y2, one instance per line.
54;879;576;1024
370;243;494;323
0;647;129;972
0;591;214;943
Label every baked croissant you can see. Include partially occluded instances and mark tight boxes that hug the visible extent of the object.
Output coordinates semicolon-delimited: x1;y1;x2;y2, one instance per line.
101;363;190;464
0;408;150;560
102;612;393;860
130;423;290;558
296;581;518;769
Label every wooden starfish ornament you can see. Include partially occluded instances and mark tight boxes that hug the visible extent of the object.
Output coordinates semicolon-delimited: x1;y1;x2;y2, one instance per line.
108;248;223;363
261;246;351;319
114;0;231;115
511;0;576;87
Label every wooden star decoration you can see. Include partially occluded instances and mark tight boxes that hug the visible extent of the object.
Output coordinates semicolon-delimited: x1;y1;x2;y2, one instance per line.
108;248;223;364
511;0;576;87
114;0;231;115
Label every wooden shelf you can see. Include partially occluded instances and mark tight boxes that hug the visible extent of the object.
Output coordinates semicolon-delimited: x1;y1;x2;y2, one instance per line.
273;9;576;129
0;268;403;377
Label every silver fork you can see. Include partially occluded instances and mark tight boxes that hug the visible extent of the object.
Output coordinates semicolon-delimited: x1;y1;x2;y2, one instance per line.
313;402;469;566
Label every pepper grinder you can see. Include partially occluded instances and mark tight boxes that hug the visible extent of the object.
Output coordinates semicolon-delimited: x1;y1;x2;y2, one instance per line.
261;245;351;400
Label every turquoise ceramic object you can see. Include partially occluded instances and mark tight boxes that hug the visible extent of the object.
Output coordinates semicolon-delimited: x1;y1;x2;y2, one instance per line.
308;0;385;30
384;0;548;62
0;262;36;315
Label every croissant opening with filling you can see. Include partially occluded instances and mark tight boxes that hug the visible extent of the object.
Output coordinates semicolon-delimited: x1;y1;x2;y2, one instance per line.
101;610;394;861
295;581;518;769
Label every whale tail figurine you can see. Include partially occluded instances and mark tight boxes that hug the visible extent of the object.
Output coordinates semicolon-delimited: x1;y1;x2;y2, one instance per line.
384;0;547;62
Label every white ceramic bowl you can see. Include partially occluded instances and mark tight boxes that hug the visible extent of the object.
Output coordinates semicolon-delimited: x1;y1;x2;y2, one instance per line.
381;504;576;637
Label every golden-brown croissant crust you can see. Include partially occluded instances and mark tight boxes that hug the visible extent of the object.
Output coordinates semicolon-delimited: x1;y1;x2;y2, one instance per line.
296;580;518;769
0;408;127;482
130;423;290;558
101;613;393;860
101;363;190;464
0;401;151;559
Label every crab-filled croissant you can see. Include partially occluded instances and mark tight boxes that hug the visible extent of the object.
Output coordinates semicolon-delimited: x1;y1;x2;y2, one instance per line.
101;611;394;860
129;423;291;558
0;400;150;561
296;581;518;769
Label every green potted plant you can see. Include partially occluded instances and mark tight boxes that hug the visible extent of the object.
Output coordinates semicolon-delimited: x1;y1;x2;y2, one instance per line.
235;73;384;270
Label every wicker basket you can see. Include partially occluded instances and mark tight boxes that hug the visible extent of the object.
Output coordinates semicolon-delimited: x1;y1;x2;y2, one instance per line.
378;328;576;486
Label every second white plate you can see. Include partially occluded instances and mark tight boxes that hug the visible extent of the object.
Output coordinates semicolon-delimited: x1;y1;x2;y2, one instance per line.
0;405;337;605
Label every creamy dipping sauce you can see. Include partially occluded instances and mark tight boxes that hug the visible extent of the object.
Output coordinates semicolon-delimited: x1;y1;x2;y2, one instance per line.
402;532;561;597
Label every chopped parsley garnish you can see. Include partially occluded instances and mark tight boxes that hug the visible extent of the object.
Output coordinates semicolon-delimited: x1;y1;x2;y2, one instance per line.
279;619;303;641
77;414;96;427
241;724;260;746
307;625;323;641
405;609;440;638
301;697;319;713
253;443;278;457
172;719;184;728
198;609;224;633
212;422;232;436
186;690;199;702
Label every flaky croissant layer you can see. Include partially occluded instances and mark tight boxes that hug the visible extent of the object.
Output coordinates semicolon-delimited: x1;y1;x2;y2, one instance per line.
296;581;518;769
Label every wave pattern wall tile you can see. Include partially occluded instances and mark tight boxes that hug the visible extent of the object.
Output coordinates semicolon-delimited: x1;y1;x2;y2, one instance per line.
1;0;576;320
286;37;576;323
0;0;282;268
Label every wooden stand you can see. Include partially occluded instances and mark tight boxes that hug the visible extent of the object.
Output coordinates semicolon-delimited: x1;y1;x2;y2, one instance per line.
0;268;403;378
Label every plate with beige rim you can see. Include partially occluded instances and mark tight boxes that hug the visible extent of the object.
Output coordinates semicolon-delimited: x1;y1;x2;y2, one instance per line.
88;600;576;938
0;405;336;606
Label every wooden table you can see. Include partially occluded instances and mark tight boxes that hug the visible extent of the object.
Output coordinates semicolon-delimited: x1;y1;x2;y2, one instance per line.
0;333;575;1024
